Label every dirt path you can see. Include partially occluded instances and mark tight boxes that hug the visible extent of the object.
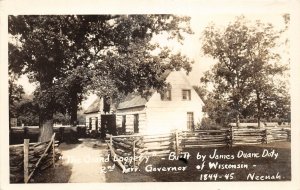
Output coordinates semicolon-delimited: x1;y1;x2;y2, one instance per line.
33;138;155;183
58;138;107;183
32;139;107;183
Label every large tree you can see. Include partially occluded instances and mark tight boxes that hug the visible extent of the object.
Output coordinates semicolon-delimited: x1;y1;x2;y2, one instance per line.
9;15;193;141
9;16;70;141
201;16;290;127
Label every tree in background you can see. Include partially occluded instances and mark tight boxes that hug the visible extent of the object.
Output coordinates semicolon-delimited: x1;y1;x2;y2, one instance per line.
9;42;25;128
8;77;25;128
14;94;40;126
9;15;194;141
201;15;290;127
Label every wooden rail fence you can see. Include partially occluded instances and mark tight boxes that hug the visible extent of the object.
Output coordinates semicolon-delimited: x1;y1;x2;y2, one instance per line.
180;129;230;148
9;133;59;183
106;127;290;171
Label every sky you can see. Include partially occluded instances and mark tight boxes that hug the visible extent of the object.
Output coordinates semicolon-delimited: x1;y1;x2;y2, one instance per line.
14;13;289;109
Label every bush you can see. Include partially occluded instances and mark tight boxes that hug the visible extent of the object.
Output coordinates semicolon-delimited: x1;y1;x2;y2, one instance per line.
199;118;222;130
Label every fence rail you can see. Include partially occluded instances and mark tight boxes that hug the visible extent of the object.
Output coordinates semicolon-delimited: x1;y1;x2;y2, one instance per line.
232;129;266;144
180;129;230;148
106;127;290;171
9;133;59;183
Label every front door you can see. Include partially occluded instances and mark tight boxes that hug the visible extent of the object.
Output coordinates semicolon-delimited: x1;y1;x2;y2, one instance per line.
187;112;194;131
101;114;117;139
134;114;139;133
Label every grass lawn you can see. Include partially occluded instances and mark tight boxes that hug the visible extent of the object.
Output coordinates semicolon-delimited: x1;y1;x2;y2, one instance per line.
104;142;291;182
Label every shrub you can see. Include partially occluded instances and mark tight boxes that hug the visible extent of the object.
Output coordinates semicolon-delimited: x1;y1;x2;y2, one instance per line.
199;117;222;130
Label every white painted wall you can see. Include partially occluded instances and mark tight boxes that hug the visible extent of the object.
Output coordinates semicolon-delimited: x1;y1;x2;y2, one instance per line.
145;71;204;134
116;71;205;135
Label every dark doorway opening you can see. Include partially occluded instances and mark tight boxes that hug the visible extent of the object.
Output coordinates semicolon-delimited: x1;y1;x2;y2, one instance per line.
121;115;126;135
100;114;116;139
134;114;139;133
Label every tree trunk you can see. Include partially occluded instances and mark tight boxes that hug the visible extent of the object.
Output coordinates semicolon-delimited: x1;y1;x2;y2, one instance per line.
256;91;261;128
70;108;78;127
39;119;54;142
38;107;54;142
234;99;240;128
236;114;240;128
38;82;54;142
70;90;78;127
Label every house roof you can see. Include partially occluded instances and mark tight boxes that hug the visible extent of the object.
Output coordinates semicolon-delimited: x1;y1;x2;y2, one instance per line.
117;93;148;110
84;98;100;114
117;70;172;110
84;97;117;114
86;70;197;111
160;69;172;80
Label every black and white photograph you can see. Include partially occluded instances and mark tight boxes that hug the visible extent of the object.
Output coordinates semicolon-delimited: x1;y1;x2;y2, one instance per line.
1;0;300;190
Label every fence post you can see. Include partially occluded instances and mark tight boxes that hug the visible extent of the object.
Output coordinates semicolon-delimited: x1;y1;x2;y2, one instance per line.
110;135;113;147
133;140;136;168
264;129;268;144
24;139;29;183
52;139;55;167
287;129;291;142
230;126;233;147
226;129;229;147
175;130;179;156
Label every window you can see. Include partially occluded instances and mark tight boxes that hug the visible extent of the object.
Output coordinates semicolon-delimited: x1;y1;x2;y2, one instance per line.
182;89;191;100
161;89;172;101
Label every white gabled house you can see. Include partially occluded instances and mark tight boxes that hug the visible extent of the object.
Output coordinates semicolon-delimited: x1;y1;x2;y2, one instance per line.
116;71;205;135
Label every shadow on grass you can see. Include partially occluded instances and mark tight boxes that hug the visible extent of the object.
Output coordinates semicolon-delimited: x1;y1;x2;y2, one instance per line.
32;164;73;183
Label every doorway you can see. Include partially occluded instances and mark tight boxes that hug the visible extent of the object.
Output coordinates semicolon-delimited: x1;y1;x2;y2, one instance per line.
122;115;126;134
100;114;117;139
134;114;139;133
